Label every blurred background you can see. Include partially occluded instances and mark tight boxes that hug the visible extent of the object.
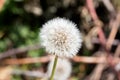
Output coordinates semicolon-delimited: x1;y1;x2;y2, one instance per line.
0;0;120;80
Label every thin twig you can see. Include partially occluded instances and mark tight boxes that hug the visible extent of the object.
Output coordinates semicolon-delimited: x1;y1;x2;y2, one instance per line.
97;28;107;48
86;0;98;21
102;0;115;13
2;56;120;65
72;56;107;64
88;63;107;80
0;44;42;60
92;38;120;46
106;12;120;50
12;69;47;78
115;44;120;57
1;56;51;65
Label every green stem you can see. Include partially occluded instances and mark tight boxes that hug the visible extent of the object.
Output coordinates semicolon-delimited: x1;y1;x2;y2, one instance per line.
50;56;58;80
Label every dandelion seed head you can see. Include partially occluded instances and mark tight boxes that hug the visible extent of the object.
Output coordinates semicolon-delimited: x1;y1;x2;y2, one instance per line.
47;56;72;80
40;17;82;57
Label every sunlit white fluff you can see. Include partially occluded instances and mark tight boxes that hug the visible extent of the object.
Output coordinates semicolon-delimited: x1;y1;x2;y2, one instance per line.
47;56;72;80
40;17;82;58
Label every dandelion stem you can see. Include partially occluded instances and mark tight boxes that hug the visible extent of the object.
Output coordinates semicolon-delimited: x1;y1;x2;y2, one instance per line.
50;56;58;80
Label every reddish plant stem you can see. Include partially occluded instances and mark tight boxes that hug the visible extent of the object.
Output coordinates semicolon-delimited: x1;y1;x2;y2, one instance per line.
86;0;106;43
86;0;98;21
86;0;108;51
97;28;107;48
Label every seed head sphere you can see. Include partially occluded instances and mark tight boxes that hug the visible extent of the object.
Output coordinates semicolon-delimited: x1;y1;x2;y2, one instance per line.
47;57;72;80
40;17;82;58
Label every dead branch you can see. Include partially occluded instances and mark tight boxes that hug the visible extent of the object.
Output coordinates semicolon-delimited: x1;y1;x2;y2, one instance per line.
1;56;120;65
1;55;51;65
